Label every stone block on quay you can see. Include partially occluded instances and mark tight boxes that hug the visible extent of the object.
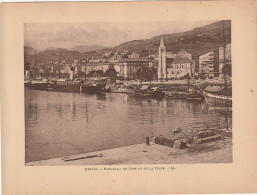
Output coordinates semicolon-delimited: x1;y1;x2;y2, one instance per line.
197;130;216;139
196;135;221;144
155;136;174;148
187;137;194;144
173;140;187;149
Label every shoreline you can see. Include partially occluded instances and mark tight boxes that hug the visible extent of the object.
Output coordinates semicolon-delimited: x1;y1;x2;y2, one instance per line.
26;137;232;166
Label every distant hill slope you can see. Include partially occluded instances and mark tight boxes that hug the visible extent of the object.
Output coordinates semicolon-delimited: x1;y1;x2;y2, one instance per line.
24;46;37;55
71;45;107;53
24;20;231;65
24;48;91;65
110;20;231;58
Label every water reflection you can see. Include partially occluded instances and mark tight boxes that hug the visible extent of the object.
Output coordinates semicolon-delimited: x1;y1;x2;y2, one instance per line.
25;89;232;162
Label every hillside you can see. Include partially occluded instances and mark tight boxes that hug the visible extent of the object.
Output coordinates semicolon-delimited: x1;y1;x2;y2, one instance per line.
24;20;231;65
71;45;107;53
24;46;37;55
111;20;231;57
24;48;91;65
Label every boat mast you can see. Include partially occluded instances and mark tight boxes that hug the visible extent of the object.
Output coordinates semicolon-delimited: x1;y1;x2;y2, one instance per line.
222;21;228;89
34;50;37;67
57;51;61;79
85;61;87;83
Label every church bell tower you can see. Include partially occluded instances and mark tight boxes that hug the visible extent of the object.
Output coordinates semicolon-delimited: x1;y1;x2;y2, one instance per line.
158;37;167;81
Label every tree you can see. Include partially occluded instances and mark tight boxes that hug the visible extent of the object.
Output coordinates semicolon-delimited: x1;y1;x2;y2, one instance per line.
87;70;104;77
95;70;104;77
135;66;156;84
103;68;117;78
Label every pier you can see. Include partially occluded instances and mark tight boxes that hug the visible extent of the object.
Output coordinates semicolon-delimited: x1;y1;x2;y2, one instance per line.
26;134;232;165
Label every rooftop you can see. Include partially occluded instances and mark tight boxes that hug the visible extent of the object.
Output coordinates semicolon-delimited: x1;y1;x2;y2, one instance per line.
118;58;150;63
167;57;192;64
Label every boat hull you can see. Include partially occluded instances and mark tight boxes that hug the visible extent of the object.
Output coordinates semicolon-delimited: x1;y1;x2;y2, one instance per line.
52;84;81;93
134;91;165;99
25;82;52;91
82;85;103;94
204;91;232;107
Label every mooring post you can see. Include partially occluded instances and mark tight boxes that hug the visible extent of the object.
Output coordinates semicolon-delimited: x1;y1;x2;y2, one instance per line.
80;85;82;93
146;136;150;146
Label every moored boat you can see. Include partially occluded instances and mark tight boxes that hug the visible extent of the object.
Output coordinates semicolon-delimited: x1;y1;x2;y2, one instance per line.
24;80;32;88
134;85;165;99
25;78;52;91
52;78;81;93
164;90;204;101
111;84;135;94
203;85;232;107
82;83;104;94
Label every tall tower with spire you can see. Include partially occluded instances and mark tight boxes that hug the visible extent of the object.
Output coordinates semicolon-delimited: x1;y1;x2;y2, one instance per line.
158;37;167;80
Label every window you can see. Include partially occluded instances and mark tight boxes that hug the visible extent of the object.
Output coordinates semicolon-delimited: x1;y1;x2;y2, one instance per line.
182;65;183;68
177;71;179;74
172;71;174;74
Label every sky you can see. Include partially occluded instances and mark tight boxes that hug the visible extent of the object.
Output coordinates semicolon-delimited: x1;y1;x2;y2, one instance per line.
24;21;217;51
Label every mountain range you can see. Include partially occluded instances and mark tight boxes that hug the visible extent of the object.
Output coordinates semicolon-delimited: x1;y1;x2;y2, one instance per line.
24;20;231;65
109;20;231;57
71;45;107;53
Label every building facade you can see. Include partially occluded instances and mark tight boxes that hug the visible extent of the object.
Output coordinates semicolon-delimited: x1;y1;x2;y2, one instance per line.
219;43;231;79
117;58;150;79
85;63;114;74
166;58;194;79
199;50;219;77
158;38;194;80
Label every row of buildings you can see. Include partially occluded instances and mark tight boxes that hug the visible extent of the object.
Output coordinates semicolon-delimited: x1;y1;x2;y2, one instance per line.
158;37;231;80
26;38;231;81
26;56;154;80
199;43;231;79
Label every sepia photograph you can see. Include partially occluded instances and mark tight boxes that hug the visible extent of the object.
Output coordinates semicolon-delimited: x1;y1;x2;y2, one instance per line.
2;1;257;194
24;20;232;165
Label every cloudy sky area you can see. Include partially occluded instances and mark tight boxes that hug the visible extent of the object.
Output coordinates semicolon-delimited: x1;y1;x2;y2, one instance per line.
25;21;217;50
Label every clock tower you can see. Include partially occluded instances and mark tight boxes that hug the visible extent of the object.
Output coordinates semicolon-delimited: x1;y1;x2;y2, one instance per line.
158;37;167;81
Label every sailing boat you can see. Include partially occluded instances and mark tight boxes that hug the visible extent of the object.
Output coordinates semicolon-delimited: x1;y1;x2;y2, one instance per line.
25;50;52;90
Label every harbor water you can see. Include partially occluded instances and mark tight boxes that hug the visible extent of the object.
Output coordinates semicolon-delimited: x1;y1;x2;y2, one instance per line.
25;89;232;163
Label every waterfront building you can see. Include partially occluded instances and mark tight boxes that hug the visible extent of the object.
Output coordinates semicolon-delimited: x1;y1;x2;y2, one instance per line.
74;65;82;75
49;66;57;74
63;65;71;74
158;38;194;80
86;63;115;74
219;43;231;79
199;50;219;77
166;58;194;79
81;65;87;73
117;58;150;79
39;67;44;74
